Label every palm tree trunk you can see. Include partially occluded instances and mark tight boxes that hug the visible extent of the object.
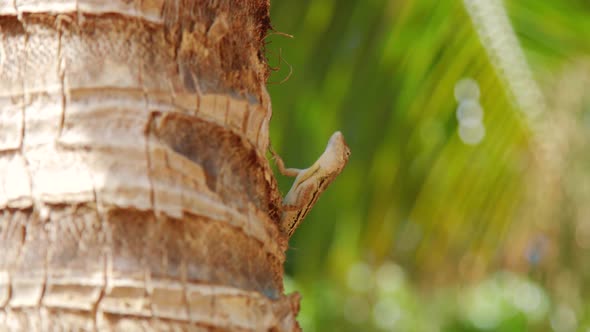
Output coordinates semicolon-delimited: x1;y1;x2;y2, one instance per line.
0;0;299;330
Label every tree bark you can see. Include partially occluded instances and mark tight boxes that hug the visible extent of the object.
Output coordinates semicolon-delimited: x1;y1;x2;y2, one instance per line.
0;0;299;330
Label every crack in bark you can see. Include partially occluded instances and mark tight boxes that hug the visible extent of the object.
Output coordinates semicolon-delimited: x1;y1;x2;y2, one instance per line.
55;14;68;146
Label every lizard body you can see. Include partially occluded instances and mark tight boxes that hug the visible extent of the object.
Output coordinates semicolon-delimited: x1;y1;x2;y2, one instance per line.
273;131;350;238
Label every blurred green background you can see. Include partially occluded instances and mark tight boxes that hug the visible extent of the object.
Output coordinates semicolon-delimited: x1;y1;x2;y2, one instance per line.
266;0;590;331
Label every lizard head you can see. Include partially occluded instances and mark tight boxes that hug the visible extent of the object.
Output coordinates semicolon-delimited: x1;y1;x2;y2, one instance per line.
323;131;351;173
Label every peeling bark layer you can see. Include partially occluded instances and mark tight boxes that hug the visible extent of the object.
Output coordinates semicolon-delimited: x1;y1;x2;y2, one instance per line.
0;1;298;330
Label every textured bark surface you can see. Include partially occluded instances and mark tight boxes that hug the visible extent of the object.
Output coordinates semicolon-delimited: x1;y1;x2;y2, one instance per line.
0;0;299;330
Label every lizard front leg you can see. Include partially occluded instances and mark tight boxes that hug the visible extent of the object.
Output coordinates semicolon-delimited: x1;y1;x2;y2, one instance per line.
270;145;301;177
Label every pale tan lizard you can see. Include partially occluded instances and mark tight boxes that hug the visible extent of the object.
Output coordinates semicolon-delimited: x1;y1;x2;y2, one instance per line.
272;131;351;238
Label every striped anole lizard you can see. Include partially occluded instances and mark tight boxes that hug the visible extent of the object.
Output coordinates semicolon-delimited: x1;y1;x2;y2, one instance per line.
272;131;351;238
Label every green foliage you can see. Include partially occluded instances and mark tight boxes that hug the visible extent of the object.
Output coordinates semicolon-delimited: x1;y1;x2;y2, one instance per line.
267;0;590;330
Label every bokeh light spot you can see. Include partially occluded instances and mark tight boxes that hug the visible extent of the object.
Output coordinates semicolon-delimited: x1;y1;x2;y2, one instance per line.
375;262;405;293
550;304;577;332
464;281;503;330
454;78;481;101
459;122;486;145
373;298;402;330
503;273;549;322
456;100;484;126
347;262;374;293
